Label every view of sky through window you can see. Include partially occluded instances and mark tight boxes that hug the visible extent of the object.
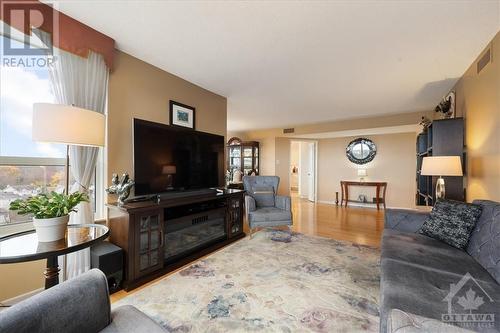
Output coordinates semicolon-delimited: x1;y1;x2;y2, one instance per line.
0;36;65;158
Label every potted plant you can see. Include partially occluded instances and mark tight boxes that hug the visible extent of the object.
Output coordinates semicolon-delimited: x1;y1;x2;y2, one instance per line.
10;192;88;242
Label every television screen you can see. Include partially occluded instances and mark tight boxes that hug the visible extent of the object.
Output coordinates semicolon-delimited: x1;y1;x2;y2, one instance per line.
133;119;225;196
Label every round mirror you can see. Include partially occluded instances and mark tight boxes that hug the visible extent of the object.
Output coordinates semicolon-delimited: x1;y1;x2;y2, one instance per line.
346;138;377;164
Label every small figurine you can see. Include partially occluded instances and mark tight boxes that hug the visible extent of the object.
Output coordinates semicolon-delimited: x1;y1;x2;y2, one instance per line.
106;173;135;204
419;116;432;130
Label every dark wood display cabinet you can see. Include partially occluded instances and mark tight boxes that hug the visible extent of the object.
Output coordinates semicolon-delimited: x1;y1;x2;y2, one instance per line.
416;118;465;206
227;137;260;176
107;189;245;290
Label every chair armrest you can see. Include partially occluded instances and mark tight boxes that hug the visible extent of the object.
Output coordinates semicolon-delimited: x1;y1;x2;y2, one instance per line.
245;195;256;212
0;269;111;333
275;195;291;211
384;209;429;233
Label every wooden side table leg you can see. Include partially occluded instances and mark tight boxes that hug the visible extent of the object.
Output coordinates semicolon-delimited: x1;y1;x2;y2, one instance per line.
44;256;60;289
376;185;380;210
345;185;349;207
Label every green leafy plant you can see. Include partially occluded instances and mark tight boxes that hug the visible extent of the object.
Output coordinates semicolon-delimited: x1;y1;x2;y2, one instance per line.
9;191;88;219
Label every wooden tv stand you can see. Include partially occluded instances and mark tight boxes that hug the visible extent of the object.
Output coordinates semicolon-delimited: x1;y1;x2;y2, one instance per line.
107;189;245;291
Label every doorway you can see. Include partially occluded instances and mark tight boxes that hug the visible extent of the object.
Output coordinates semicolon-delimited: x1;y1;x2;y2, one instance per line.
290;140;317;202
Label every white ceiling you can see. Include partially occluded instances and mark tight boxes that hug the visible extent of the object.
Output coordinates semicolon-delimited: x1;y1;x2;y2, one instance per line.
51;1;499;132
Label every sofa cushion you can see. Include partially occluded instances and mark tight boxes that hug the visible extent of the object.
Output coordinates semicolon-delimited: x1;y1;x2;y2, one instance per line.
419;199;482;249
380;259;500;333
387;309;477;333
467;200;500;285
248;207;292;223
103;305;166;333
251;186;275;207
382;229;496;283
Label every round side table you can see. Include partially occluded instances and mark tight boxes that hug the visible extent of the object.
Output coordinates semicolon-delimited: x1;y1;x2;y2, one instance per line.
0;224;109;289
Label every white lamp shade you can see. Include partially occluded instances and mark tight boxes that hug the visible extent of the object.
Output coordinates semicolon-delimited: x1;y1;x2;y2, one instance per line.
357;169;367;177
421;156;463;176
32;103;105;147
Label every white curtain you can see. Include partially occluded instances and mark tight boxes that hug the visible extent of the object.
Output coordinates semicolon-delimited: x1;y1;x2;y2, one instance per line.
44;39;108;279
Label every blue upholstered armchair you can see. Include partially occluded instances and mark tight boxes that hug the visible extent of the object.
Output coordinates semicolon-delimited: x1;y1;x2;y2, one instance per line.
243;176;293;236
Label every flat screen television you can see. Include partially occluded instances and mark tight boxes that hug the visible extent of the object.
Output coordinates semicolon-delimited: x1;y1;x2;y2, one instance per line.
133;119;225;196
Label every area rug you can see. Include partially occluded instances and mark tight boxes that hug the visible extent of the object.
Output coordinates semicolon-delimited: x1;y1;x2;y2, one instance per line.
114;230;381;332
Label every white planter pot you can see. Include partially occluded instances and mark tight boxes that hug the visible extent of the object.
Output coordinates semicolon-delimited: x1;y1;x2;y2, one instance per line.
33;215;70;242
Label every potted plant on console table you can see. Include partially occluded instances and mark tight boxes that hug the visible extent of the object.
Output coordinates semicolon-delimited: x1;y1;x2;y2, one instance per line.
9;192;88;242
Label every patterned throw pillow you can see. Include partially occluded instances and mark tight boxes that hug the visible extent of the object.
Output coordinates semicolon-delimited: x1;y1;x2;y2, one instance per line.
251;186;275;207
419;199;483;250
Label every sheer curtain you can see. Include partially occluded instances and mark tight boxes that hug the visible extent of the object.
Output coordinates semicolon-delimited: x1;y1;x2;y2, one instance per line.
45;39;109;279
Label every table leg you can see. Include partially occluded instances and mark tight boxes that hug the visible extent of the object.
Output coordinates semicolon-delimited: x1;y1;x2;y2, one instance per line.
345;184;349;207
44;256;60;289
376;185;380;210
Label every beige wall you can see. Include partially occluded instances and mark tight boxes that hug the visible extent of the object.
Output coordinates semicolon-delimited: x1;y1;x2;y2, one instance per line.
453;31;500;202
316;133;416;207
238;111;430;205
107;51;227;198
268;133;417;207
0;50;227;302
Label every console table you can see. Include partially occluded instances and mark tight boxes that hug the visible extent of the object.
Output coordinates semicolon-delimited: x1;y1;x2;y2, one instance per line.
107;189;245;290
340;181;387;210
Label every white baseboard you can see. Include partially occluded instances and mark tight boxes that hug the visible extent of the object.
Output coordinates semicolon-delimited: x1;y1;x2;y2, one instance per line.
1;288;43;307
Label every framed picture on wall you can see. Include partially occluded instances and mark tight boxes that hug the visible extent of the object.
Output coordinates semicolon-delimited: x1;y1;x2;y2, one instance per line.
169;100;195;129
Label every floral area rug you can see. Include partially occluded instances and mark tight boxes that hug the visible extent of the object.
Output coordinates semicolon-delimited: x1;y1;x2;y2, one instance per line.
114;230;381;332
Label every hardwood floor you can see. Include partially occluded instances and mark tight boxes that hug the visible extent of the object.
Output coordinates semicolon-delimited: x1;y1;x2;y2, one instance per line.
111;193;384;303
289;192;384;247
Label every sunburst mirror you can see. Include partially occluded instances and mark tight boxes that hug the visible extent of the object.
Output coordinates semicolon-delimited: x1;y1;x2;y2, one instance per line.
346;138;377;164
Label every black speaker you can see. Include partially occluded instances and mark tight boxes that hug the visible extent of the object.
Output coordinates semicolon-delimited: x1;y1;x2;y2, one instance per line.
90;241;123;293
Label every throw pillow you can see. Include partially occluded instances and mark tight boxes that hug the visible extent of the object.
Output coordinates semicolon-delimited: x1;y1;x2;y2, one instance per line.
419;199;483;250
251;186;275;207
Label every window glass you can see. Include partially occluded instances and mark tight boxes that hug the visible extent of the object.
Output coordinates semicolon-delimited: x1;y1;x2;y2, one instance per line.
0;35;101;227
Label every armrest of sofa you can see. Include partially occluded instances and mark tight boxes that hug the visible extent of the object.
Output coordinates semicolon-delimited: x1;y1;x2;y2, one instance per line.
275;195;291;211
384;209;429;233
0;269;111;333
245;195;256;213
387;309;476;333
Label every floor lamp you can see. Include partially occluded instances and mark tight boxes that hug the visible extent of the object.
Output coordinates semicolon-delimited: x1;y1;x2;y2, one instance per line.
32;103;106;194
32;103;106;280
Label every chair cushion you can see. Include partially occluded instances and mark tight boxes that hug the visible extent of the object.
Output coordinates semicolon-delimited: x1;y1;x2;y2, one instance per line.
418;199;482;249
251;186;275;207
248;207;292;223
467;200;500;284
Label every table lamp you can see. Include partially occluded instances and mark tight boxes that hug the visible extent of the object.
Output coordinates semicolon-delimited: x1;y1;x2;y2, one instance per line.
357;169;367;182
421;156;462;200
162;165;177;190
32;103;106;193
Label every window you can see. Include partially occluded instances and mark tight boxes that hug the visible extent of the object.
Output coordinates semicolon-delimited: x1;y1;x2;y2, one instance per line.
0;35;104;228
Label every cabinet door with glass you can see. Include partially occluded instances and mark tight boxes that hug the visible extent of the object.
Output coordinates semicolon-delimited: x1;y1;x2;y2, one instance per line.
226;137;259;180
227;194;244;238
134;210;164;278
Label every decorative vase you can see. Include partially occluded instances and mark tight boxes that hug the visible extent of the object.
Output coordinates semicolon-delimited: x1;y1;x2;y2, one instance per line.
33;215;69;242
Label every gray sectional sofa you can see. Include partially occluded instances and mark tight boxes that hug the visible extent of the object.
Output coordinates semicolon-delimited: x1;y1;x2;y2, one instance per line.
381;200;500;333
0;269;166;333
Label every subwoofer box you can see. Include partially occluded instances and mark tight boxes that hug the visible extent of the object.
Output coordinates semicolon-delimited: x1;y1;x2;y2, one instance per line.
90;241;123;293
